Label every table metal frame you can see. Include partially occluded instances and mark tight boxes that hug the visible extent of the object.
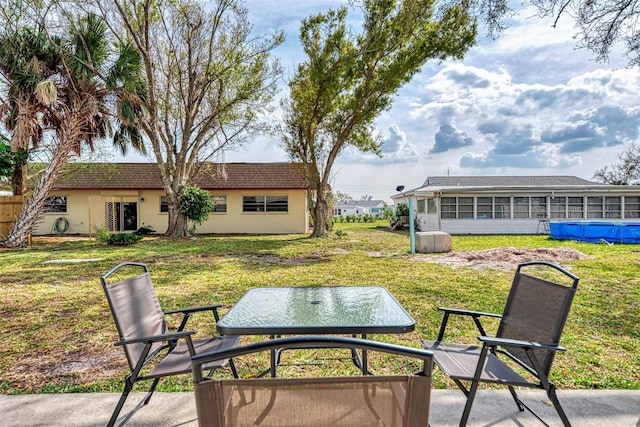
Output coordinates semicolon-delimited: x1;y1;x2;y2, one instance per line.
217;286;416;376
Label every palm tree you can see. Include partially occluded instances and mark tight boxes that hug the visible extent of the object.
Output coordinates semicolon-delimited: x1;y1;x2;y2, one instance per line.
0;13;147;247
0;28;62;196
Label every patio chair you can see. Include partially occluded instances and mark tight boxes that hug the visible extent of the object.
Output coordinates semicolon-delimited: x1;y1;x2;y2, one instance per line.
191;336;434;427
421;261;579;426
101;262;240;427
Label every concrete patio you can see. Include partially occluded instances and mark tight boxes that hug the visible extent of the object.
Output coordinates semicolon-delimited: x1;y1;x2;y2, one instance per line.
2;389;639;426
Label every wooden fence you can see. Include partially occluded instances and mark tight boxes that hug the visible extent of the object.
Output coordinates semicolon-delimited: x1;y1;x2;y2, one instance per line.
0;195;23;240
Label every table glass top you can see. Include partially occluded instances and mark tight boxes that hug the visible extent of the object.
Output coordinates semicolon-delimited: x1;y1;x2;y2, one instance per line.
217;286;415;335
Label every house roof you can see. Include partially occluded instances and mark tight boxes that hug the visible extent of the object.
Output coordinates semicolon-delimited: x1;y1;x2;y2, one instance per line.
335;200;386;208
44;162;307;190
422;176;599;187
390;175;640;200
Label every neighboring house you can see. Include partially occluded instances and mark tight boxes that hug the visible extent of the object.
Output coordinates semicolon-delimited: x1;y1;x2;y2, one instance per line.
391;175;640;235
333;199;386;217
33;162;309;235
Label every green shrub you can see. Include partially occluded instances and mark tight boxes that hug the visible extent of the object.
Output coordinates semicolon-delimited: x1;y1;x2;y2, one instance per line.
325;216;334;232
391;203;409;226
334;229;347;237
363;214;374;223
94;226;111;244
94;226;143;245
179;185;214;224
107;233;143;245
135;225;156;235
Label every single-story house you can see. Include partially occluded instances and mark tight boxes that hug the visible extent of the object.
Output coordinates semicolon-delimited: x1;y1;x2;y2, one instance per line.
391;175;640;235
33;162;309;235
333;199;387;217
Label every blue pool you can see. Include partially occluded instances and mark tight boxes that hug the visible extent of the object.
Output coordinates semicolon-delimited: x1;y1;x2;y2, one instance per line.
549;221;640;244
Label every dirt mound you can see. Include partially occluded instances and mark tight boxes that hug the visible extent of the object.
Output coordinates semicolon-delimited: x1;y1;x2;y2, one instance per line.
412;246;589;271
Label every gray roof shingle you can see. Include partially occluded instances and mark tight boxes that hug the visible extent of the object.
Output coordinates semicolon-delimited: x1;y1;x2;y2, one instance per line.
45;163;307;190
422;176;600;187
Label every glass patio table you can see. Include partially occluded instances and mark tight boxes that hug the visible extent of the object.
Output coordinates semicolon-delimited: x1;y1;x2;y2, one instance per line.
217;286;415;376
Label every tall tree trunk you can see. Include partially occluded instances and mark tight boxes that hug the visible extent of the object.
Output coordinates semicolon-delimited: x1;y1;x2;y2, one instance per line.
165;203;190;238
310;190;329;238
11;165;26;196
1;148;70;248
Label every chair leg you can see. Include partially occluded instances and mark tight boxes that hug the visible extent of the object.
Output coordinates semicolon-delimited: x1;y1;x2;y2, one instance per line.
143;378;161;404
229;358;239;378
459;379;480;426
507;385;525;411
108;378;160;427
107;380;133;427
547;385;571;427
459;344;491;426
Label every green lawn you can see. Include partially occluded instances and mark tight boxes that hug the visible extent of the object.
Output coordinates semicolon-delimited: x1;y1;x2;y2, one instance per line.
1;221;638;394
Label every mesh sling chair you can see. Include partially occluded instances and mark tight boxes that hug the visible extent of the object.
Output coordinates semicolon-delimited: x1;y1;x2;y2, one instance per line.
191;336;434;427
101;262;240;427
421;261;579;426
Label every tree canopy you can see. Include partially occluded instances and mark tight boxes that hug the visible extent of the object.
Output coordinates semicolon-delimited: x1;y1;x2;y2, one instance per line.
528;0;640;66
0;10;147;247
593;142;640;185
282;0;477;237
98;0;284;238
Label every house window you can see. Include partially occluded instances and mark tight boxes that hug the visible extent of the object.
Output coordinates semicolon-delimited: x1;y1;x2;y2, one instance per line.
417;199;425;214
513;196;547;219
494;197;510;219
427;199;437;214
440;197;473;219
243;196;288;212
513;197;529;218
160;196;168;213
212;195;227;213
550;197;567;219
440;197;456;219
588;196;624;218
568;197;584;219
624;196;640;218
531;197;547;218
605;196;621;218
477;197;493;219
476;196;510;219
587;197;603;218
458;197;473;219
44;196;67;213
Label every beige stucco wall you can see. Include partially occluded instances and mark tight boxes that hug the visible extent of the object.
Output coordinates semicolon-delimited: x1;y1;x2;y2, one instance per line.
33;189;309;235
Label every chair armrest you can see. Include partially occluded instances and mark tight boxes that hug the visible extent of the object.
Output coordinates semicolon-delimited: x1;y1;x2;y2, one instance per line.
115;330;196;346
478;336;566;352
438;307;502;318
436;308;501;341
165;304;225;332
164;304;223;315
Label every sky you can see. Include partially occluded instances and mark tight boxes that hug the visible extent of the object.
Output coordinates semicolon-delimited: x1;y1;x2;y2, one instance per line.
123;0;640;203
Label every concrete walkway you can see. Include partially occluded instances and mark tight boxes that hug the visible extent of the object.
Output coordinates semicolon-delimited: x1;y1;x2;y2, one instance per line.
1;389;639;426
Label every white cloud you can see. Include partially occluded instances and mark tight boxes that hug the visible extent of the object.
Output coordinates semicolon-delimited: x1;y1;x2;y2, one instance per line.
179;3;640;200
341;124;420;164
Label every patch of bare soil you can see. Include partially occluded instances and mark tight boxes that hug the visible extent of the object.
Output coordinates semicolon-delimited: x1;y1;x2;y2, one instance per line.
8;348;125;391
411;246;590;271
